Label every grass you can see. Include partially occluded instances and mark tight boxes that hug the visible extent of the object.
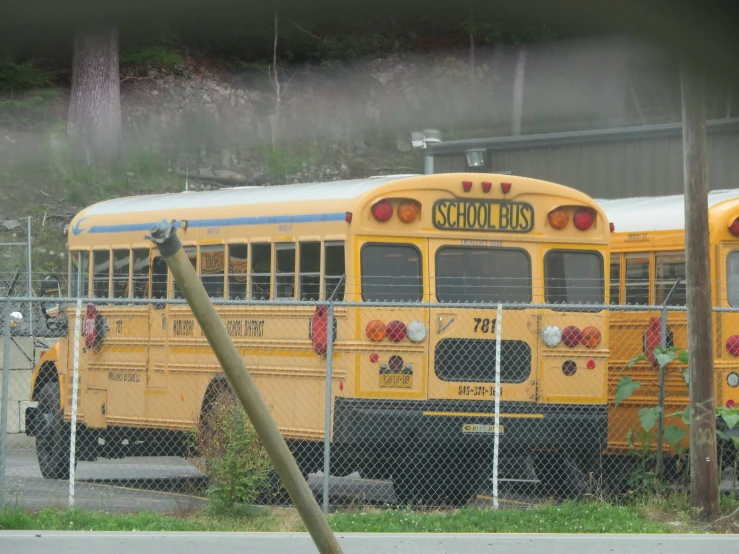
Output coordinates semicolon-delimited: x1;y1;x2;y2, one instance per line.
0;501;679;534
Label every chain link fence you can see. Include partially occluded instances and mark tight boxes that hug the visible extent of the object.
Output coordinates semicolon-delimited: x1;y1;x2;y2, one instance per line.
1;293;737;512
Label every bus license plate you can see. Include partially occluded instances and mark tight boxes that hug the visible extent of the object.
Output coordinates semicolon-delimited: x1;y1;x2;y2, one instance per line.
379;374;412;388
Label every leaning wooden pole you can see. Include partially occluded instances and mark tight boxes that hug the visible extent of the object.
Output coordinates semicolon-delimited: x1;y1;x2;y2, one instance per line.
681;63;719;520
147;219;343;554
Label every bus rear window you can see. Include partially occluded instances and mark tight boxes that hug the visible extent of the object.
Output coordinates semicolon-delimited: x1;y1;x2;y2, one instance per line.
728;251;739;307
436;247;531;303
361;244;422;302
544;250;604;305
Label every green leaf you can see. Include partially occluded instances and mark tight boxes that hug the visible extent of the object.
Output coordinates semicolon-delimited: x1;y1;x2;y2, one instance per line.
615;376;641;406
626;354;646;369
639;407;662;432
718;407;739;430
717;429;731;442
654;350;676;368
677;350;689;364
664;424;687;445
670;406;691;425
681;369;690;387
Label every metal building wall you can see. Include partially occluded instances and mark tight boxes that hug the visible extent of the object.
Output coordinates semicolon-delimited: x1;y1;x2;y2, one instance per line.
430;119;739;199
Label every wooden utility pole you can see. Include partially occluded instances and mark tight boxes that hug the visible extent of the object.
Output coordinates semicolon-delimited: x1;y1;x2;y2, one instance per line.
681;62;719;520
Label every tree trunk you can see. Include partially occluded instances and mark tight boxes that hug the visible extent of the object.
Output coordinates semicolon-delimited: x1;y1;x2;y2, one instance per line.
512;45;527;136
681;62;720;521
67;21;122;167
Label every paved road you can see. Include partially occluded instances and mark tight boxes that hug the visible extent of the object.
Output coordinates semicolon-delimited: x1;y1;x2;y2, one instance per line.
0;532;733;554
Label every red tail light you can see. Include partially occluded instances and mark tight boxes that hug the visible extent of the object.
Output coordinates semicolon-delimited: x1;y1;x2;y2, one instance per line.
609;222;615;232
562;326;583;347
345;212;353;223
727;335;739;356
371;201;393;222
501;182;512;194
729;217;739;237
482;182;492;193
586;359;596;370
369;353;379;363
727;399;736;408
386;320;408;342
462;181;473;192
573;208;595;230
562;361;577;376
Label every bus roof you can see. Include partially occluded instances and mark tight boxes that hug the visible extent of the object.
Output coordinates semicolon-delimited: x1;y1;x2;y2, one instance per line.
84;175;417;216
597;189;739;233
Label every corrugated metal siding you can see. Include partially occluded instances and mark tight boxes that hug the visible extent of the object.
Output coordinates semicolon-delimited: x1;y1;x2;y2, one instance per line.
431;125;739;199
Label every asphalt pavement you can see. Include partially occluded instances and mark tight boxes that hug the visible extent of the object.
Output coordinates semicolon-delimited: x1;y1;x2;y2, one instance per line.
0;532;734;554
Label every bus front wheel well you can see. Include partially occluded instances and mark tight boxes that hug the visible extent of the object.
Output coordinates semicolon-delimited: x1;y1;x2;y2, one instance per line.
33;362;60;402
199;376;233;422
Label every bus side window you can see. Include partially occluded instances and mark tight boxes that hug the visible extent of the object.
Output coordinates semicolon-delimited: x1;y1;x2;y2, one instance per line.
275;243;296;299
93;251;111;299
201;245;225;299
132;249;150;299
609;254;621;305
299;242;321;301
173;247;197;299
251;243;272;300
113;249;131;299
151;256;168;300
70;251;90;298
228;244;248;300
324;241;345;300
625;253;650;305
655;251;686;305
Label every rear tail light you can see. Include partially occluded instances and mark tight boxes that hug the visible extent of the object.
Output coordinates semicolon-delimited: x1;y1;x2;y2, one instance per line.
501;182;512;194
573;208;596;230
548;208;569;230
730;217;739;237
397;201;420;223
586;359;596;370
541;325;562;347
386;320;408;342
371;200;393;222
369;353;379;363
562;361;577;376
482;182;492;193
406;320;427;343
562;326;583;347
581;326;602;348
345;212;353;223
462;181;473;192
727;372;739;388
727;399;736;408
727;335;739;356
366;320;387;341
609;222;615;232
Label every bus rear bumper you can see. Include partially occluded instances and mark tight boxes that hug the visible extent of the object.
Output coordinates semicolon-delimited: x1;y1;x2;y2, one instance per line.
333;398;608;453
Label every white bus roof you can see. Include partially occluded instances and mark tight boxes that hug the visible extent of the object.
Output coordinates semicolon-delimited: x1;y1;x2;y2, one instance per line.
84;175;418;216
597;189;739;233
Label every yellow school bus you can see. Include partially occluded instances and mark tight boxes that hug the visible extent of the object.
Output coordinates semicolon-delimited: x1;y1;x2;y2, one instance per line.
601;190;739;471
27;173;610;503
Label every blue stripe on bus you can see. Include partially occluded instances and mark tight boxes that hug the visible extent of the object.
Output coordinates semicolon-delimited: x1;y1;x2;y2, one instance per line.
86;212;347;234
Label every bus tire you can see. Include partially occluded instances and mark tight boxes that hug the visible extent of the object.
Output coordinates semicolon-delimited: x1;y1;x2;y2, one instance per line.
35;382;74;480
533;452;588;498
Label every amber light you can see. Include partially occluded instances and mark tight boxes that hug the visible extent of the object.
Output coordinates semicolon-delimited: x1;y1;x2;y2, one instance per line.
548;208;569;230
398;201;420;223
366;320;387;341
581;326;602;348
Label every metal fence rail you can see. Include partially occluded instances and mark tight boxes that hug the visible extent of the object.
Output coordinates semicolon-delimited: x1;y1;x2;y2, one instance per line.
0;294;736;512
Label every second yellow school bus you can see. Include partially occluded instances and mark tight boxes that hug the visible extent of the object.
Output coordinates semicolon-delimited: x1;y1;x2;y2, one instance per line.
27;173;611;503
601;190;739;474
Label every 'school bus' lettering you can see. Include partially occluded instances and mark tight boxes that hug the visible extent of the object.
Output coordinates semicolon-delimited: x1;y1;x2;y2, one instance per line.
433;199;534;233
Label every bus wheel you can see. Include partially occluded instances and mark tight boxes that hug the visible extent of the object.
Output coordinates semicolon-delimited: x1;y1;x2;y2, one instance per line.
35;382;74;480
533;452;588;498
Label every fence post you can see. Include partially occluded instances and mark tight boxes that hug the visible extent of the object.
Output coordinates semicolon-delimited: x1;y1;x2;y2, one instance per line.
322;303;335;515
68;299;82;507
0;299;11;507
27;217;33;338
492;303;503;509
